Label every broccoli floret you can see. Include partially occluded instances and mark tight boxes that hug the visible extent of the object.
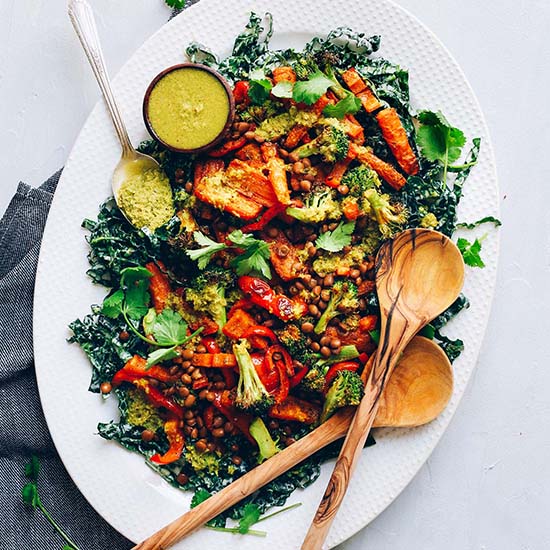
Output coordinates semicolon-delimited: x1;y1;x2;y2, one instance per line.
233;340;274;415
249;417;281;463
239;100;281;124
185;267;236;331
363;189;408;239
321;370;364;423
293;121;349;163
342;165;381;197
300;345;360;393
286;188;343;224
314;280;359;334
275;323;318;367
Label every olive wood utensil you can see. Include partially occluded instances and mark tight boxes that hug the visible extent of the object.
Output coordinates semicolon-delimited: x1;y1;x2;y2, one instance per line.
68;0;169;228
301;228;464;549
132;334;454;550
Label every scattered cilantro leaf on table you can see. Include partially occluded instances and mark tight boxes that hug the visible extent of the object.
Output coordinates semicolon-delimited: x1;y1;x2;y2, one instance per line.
457;236;486;268
238;503;262;534
164;0;185;9
22;456;82;550
315;221;355;252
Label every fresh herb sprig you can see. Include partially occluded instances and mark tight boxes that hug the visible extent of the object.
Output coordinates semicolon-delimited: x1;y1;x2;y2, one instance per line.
457;235;486;268
315;221;355;252
164;0;185;9
191;489;302;536
102;267;203;366
22;456;82;550
188;230;272;279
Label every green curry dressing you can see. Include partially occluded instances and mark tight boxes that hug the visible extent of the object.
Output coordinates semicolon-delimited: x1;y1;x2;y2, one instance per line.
147;68;230;150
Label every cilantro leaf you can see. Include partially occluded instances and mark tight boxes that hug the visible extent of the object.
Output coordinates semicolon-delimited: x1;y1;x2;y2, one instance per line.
22;483;39;508
323;93;361;119
227;229;261;248
248;79;273;105
315;221;355;252
151;309;188;346
293;70;334;105
24;455;40;482
120;267;152;320
416;110;466;181
187;231;228;270
457;237;486;268
145;346;179;368
228;230;272;279
191;488;212;508
101;290;124;318
142;308;157;336
271;81;293;99
164;0;185;8
238;503;262;534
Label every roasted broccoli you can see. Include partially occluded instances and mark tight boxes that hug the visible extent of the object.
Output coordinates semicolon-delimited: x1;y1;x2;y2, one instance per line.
341;165;381;197
363;189;408;239
185;267;236;331
300;345;360;393
275;323;318;367
233;340;274;415
293;120;350;163
249;417;281;463
321;370;364;423
286;188;342;224
314;280;359;334
239;100;281;124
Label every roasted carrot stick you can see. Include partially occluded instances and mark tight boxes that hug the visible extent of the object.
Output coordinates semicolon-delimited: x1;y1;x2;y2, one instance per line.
145;261;171;313
341;68;383;113
351;144;408;190
375;108;419;176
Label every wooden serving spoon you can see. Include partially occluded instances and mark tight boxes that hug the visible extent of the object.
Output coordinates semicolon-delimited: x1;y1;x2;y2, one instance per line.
302;228;464;549
132;335;454;550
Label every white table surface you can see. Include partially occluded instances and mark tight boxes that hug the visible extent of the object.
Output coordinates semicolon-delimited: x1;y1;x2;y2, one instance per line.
1;1;549;548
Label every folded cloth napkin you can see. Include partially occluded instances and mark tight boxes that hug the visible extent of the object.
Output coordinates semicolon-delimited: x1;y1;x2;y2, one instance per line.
0;4;201;548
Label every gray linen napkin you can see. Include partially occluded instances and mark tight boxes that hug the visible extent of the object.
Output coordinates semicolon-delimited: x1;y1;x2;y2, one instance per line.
0;4;204;549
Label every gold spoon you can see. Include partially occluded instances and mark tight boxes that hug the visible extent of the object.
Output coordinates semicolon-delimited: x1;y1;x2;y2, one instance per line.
68;0;172;230
302;228;464;549
132;335;454;550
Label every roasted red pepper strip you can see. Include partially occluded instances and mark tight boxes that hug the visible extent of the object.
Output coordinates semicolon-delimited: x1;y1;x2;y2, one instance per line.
238;276;307;321
240;203;287;233
251;352;279;393
201;336;236;389
323;361;360;394
150;418;185;465
233;81;250;104
289;366;309;388
212;391;255;444
265;345;290;404
243;325;278;345
112;355;178;385
208;136;247;158
132;379;184;419
227;298;255;318
201;336;221;354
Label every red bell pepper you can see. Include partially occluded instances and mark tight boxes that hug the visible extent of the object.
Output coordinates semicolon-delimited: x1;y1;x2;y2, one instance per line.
238;276;308;321
112;355;179;386
233;81;250;104
208;136;247;158
323;361;360;394
202;336;236;388
265;346;290;404
251;352;279;393
240;203;288;233
289;366;308;388
150;418;185;465
145;261;171;314
243;325;278;344
212;391;255;444
132;379;184;419
201;337;221;354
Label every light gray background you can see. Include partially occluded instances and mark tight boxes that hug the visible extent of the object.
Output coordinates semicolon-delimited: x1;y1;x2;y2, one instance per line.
1;1;548;549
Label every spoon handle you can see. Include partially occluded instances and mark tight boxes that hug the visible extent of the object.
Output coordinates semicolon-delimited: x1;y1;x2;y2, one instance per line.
132;409;354;550
68;0;134;156
302;311;416;550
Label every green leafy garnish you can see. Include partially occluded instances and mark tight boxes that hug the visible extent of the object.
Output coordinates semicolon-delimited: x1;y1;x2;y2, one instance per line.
416;110;466;182
322;93;361;119
238;503;262;534
293;70;334;105
457;216;502;229
188;230;272;279
187;232;228;269
457;236;486;268
249;79;273;105
315;221;355;252
22;456;82;550
271;81;294;99
164;0;185;9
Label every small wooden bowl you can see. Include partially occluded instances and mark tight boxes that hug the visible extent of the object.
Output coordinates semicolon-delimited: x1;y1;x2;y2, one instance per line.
143;63;235;155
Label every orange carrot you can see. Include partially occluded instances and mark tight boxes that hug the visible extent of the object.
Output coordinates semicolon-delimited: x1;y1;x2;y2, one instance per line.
225;159;278;208
341;68;383;113
343;114;365;144
284;124;309;149
342;198;360;221
268;157;291;205
351;144;408;191
145;261;171;313
268;396;320;425
192;353;237;368
272;66;297;84
375;108;419;176
222;309;257;339
234;142;262;161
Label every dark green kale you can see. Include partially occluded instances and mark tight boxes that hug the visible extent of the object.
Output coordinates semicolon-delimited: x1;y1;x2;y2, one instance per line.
69;309;146;392
431;295;470;362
